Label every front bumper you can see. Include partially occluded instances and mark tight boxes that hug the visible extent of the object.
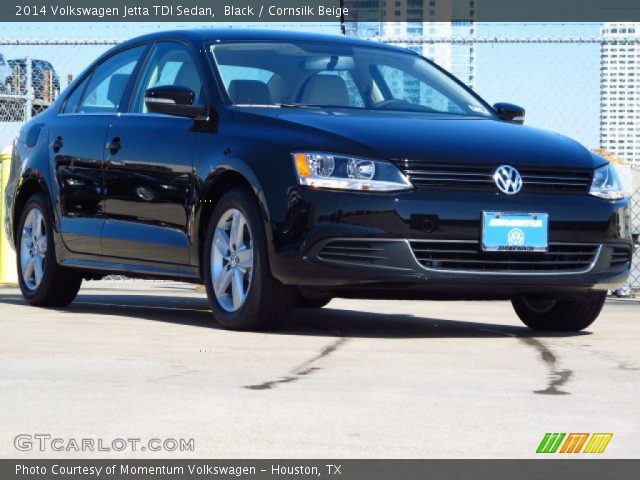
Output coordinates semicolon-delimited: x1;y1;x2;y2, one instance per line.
267;187;633;298
301;238;631;299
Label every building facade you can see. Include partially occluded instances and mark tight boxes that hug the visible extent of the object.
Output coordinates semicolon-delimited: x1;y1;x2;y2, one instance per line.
600;23;640;165
345;1;476;88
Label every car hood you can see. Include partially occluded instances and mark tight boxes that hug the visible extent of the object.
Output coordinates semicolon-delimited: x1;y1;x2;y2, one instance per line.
232;108;601;170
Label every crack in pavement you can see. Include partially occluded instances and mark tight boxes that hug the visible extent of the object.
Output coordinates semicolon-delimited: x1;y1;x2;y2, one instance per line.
244;337;348;391
577;346;640;372
478;328;572;395
519;337;573;396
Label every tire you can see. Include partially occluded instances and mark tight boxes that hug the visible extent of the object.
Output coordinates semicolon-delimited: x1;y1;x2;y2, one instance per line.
16;193;83;307
203;187;296;330
511;292;607;332
296;293;332;309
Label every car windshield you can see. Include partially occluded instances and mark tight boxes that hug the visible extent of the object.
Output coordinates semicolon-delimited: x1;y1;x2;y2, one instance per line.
210;41;493;118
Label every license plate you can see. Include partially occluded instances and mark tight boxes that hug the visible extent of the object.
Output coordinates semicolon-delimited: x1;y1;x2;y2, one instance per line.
482;212;548;252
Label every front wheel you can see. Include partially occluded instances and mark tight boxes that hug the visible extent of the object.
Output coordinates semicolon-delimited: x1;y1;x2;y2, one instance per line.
17;193;83;307
511;292;607;332
203;187;296;330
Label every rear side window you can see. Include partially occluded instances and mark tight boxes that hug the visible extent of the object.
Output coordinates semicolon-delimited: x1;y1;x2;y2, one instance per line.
77;45;145;114
62;75;90;114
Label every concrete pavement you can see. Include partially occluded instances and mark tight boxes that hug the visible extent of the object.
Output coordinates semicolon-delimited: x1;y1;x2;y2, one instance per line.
0;281;638;458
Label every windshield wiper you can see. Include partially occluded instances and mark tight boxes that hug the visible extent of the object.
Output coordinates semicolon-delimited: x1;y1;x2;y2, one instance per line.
278;103;365;110
278;103;324;108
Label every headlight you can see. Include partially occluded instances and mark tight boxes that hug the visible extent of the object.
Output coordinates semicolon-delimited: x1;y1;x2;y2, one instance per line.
292;152;412;192
589;164;624;200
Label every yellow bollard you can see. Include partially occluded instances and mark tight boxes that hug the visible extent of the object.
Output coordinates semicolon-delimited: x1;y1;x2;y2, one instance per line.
0;145;18;284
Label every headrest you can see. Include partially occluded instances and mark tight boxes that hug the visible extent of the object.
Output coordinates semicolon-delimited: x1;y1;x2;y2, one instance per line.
228;79;272;104
300;74;349;106
107;73;130;107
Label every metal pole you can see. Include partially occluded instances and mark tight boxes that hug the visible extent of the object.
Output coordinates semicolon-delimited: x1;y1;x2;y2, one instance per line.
24;56;33;121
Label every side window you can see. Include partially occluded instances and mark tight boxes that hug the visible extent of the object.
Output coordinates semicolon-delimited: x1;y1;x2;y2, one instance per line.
131;42;203;113
375;64;465;114
62;75;91;114
78;45;145;114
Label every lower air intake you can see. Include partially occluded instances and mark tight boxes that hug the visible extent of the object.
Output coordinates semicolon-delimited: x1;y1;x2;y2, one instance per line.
410;240;599;272
318;240;387;265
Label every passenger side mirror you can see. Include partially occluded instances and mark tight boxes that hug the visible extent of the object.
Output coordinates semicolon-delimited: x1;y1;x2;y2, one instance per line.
493;103;525;125
144;85;205;118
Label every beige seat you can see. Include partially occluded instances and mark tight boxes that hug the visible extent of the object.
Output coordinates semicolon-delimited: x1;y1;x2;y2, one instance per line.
300;74;349;106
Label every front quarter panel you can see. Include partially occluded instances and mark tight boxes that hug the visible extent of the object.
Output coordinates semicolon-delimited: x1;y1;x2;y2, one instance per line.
192;115;315;271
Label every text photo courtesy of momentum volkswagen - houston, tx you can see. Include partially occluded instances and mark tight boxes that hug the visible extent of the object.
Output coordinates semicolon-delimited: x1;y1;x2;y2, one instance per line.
0;0;639;479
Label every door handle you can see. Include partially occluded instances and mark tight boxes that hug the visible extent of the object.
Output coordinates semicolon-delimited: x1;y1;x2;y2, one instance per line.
52;136;63;153
106;136;121;155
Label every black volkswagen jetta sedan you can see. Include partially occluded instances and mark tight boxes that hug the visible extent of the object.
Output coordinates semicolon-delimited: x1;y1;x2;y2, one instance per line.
4;29;633;331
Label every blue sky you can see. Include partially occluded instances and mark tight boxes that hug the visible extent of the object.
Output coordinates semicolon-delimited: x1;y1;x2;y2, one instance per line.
0;22;603;148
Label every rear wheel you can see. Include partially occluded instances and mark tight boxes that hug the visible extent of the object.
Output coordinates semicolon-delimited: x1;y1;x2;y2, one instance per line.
17;193;82;307
511;292;607;331
203;187;296;330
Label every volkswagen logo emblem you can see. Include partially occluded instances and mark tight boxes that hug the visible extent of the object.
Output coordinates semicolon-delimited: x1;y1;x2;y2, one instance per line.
507;228;525;246
493;165;523;195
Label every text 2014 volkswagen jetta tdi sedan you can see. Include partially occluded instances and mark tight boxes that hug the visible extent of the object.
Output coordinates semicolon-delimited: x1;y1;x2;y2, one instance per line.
4;30;633;331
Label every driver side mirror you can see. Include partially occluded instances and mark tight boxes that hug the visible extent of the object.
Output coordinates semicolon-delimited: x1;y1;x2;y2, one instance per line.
144;85;205;118
493;103;525;125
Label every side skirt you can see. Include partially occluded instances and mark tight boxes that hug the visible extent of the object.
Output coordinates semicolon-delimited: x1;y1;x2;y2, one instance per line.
59;256;200;282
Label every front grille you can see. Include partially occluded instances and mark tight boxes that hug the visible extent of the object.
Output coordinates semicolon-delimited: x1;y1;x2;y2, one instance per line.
410;240;599;272
394;161;592;194
318;240;387;265
610;245;632;269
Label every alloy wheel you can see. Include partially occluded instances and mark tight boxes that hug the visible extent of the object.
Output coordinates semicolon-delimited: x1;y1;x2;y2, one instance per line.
211;208;254;312
20;207;47;291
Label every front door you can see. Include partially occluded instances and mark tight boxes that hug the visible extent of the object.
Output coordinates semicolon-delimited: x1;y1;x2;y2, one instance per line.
101;41;204;265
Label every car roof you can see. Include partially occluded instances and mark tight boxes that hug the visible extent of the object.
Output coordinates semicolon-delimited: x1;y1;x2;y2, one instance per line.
118;28;410;53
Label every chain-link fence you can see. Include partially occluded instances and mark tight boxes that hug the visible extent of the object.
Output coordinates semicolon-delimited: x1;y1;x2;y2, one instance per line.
618;164;640;292
0;35;638;290
2;36;630;161
0;40;118;144
0;57;57;122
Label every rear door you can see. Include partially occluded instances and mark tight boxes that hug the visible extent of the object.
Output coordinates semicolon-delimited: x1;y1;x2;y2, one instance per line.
50;45;146;254
101;41;204;265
